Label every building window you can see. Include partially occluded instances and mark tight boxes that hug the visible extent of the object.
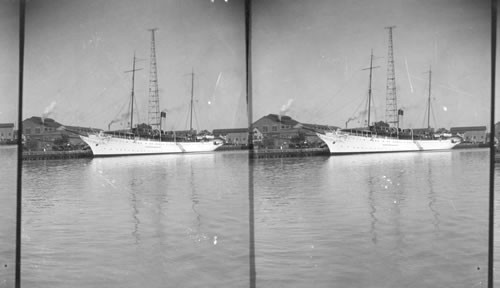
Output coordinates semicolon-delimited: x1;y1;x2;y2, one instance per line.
272;126;277;132
263;126;268;133
1;133;3;136
8;132;11;136
44;128;48;131
35;128;41;134
25;128;31;135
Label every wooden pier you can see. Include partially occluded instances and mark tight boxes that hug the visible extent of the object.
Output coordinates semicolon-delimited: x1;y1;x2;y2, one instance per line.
249;147;330;159
216;144;249;151
22;150;93;160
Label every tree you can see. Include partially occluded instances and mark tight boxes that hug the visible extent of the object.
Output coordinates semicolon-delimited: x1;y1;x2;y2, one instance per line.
53;133;69;146
24;138;38;151
290;131;306;148
373;121;389;129
262;137;275;149
436;128;449;134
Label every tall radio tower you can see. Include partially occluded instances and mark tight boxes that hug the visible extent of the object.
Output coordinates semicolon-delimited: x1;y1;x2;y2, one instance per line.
148;28;161;131
385;26;398;127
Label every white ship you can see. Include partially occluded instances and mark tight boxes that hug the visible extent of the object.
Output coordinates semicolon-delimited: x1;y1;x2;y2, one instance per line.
81;31;224;157
81;132;223;156
317;29;460;154
317;129;460;155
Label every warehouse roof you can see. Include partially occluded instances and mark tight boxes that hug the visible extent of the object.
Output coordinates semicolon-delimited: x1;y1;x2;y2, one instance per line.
0;123;14;128
450;126;487;133
23;116;62;128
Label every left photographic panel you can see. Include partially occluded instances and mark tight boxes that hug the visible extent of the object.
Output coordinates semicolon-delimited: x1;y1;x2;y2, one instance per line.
23;1;248;287
0;0;20;287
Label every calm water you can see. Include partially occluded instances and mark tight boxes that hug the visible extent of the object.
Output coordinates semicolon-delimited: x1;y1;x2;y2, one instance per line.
254;150;489;288
0;147;496;287
0;146;17;288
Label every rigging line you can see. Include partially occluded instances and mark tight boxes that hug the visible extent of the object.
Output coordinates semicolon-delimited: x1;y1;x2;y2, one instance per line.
372;91;377;123
421;103;428;128
88;75;126;105
311;68;362;118
134;96;140;126
105;101;129;131
82;77;128;123
421;80;430;128
334;69;362;107
410;75;475;97
126;100;131;128
364;95;369;125
111;100;129;122
431;102;437;128
184;108;190;131
352;96;366;116
82;94;112;120
193;102;200;132
83;91;116;120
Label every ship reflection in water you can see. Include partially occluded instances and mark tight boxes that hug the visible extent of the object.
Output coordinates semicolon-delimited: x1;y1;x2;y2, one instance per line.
6;148;490;287
253;150;488;287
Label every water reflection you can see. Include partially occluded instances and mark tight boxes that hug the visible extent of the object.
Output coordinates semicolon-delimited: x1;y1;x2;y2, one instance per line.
130;187;140;244
367;174;378;244
188;161;204;243
21;152;249;288
384;156;406;255
17;149;488;287
427;160;440;232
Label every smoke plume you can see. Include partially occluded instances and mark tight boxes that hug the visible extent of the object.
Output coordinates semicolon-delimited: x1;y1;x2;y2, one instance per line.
278;99;294;121
345;109;368;128
108;111;131;130
41;101;57;123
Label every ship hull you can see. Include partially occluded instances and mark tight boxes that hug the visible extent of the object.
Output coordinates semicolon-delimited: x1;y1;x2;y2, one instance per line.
80;134;223;157
317;132;460;155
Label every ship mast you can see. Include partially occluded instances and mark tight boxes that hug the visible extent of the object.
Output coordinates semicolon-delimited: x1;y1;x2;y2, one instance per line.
148;28;161;131
427;66;432;129
124;52;142;131
362;49;380;128
190;68;194;132
385;26;399;129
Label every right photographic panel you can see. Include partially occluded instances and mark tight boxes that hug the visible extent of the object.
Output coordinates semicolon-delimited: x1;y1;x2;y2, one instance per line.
250;1;491;287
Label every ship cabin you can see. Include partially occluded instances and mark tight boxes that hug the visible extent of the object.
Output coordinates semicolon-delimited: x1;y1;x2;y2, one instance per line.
340;128;375;138
340;125;443;140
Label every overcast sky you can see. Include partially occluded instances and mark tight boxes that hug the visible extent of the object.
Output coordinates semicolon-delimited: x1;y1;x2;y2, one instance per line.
252;0;493;129
0;0;19;126
18;0;246;131
0;1;498;131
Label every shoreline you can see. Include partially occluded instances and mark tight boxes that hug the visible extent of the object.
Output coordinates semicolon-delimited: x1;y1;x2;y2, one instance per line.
17;143;492;161
22;150;93;160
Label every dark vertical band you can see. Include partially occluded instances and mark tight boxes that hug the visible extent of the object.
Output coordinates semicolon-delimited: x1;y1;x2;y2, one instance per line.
246;0;253;139
16;0;26;287
488;0;496;287
245;0;256;287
